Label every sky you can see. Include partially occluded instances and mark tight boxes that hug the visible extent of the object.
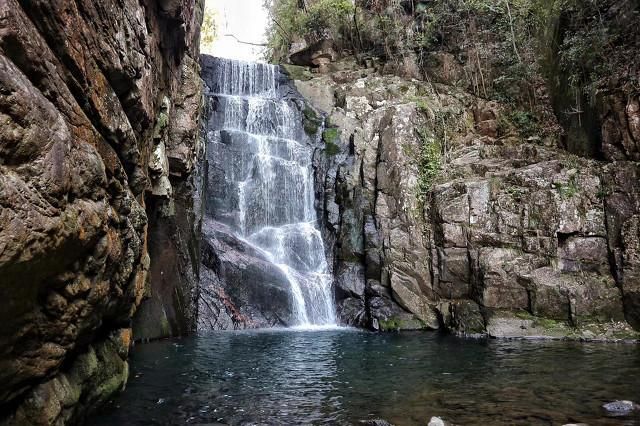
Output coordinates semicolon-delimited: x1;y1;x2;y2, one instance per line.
204;0;270;61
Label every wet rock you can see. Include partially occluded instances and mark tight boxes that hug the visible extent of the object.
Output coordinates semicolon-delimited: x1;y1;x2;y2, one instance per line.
428;417;447;426
338;298;368;328
197;221;294;330
438;301;485;336
602;400;638;415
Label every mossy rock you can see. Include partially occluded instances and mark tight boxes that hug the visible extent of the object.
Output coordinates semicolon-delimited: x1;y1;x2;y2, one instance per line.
322;127;341;155
323;127;339;144
325;141;340;156
303;106;322;135
378;317;426;331
281;64;313;81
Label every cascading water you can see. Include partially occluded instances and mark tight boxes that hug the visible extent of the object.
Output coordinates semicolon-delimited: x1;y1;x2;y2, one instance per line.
204;58;336;327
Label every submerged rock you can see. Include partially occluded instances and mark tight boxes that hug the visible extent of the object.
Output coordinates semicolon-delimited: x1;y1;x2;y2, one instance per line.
360;419;395;426
602;400;638;415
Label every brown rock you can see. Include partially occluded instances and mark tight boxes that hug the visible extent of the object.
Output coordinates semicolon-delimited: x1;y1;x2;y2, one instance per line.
0;0;204;422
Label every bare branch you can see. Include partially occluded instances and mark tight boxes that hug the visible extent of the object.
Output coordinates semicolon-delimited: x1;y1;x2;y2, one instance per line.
221;33;268;47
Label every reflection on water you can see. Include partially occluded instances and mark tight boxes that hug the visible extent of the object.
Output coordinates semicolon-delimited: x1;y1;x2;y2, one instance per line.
93;330;640;425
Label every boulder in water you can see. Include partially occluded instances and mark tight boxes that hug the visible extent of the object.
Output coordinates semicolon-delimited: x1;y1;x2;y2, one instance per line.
359;419;395;426
428;417;447;426
602;400;638;415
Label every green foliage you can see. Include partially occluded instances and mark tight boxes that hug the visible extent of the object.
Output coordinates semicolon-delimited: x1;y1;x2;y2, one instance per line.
499;110;541;138
552;0;639;101
557;174;579;198
266;0;354;61
304;0;354;40
416;126;442;196
201;8;217;49
323;128;341;155
303;106;322;135
596;184;609;200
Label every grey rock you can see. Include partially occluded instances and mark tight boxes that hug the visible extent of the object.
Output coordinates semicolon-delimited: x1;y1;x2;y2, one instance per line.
602;400;638;415
428;416;447;426
300;65;639;339
197;220;294;330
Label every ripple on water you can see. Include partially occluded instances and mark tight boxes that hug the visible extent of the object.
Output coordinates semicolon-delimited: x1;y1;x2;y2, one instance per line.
93;331;640;425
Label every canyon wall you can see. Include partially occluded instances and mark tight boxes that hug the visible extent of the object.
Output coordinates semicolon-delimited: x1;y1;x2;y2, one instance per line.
273;0;640;340
292;61;640;340
0;0;203;423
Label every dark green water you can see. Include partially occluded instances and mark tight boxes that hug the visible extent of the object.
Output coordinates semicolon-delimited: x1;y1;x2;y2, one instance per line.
93;329;640;425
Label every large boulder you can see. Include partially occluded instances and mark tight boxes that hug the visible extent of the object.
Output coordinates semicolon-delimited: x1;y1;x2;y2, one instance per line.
197;221;294;330
290;39;339;73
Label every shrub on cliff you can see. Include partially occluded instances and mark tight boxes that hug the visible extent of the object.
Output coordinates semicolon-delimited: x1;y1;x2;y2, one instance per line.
266;0;354;61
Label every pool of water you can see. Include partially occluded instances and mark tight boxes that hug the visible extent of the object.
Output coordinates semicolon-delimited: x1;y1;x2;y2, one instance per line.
93;330;640;425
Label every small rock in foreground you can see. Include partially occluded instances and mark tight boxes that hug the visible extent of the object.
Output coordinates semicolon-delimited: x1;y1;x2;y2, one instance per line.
602;400;638;415
428;417;447;426
359;419;394;426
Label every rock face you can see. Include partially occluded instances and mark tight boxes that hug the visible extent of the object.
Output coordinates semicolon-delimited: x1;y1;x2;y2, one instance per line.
297;64;640;339
289;39;340;73
0;0;204;423
198;220;294;330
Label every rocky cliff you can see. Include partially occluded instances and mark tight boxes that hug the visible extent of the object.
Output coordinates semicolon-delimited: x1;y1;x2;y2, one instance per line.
291;60;640;340
271;0;640;340
0;0;203;423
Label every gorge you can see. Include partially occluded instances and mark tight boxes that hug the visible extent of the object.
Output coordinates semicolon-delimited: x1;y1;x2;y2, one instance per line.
0;0;640;425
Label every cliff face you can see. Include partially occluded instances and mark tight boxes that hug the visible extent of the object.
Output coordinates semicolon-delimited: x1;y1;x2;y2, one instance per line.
0;0;203;423
273;0;640;339
293;61;640;340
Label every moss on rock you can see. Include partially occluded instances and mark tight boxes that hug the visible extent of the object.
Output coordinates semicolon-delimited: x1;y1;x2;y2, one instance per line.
303;106;322;135
281;64;314;81
322;127;341;156
378;317;427;331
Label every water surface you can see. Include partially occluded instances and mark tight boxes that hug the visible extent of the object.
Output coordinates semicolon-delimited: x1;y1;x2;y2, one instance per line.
94;330;640;425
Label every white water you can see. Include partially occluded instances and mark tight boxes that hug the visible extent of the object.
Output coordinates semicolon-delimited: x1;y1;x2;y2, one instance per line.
209;59;336;326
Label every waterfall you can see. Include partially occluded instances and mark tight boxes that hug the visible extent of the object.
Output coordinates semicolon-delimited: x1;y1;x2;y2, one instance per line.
204;58;336;327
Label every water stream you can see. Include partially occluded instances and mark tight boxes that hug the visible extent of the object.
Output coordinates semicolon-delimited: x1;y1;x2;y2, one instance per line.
205;59;335;326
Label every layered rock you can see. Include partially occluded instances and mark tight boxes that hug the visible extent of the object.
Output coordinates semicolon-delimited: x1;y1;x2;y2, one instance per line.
296;62;640;339
0;0;204;423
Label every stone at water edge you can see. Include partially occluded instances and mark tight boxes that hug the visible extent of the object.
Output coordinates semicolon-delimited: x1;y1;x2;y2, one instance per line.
602;400;638;414
359;419;395;426
428;416;447;426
